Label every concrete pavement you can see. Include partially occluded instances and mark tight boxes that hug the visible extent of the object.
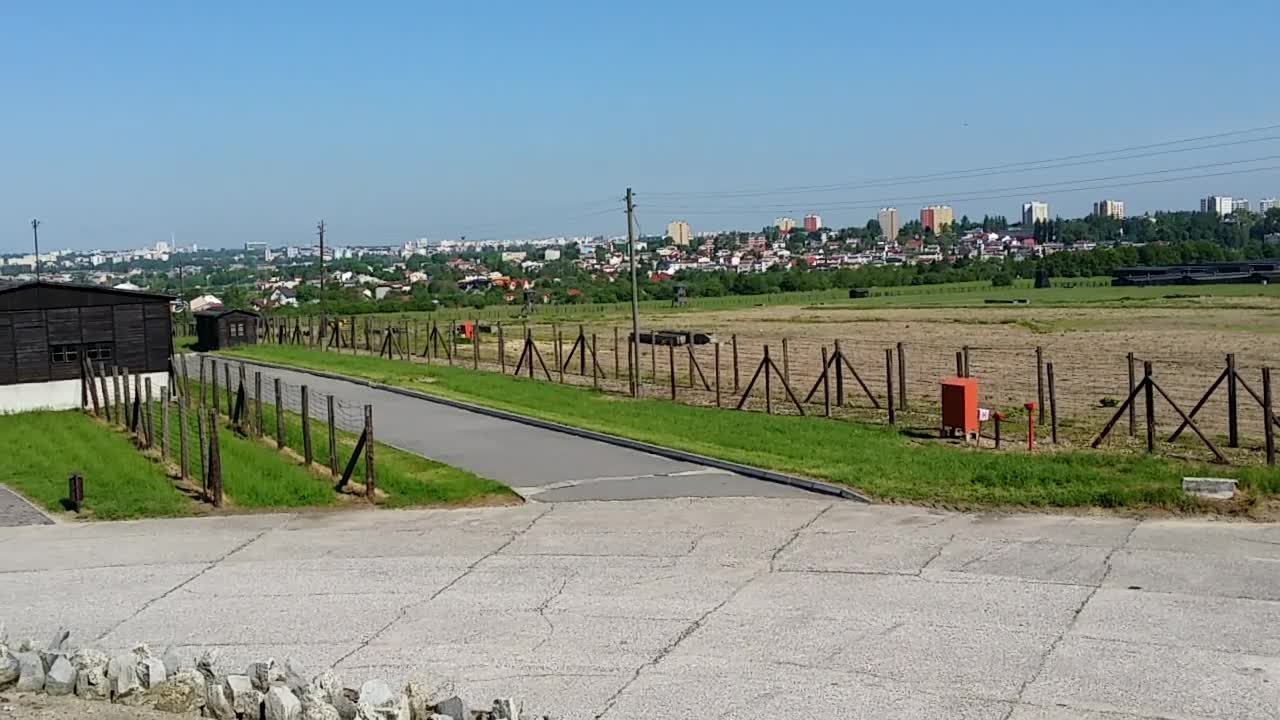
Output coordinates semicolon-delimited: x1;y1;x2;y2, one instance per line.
3;499;1279;719
223;357;816;502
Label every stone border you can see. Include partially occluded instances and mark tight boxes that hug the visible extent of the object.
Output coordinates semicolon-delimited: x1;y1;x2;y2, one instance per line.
0;625;544;720
213;353;871;503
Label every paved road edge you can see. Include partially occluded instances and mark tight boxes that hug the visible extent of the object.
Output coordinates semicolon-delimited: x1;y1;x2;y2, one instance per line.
214;354;870;503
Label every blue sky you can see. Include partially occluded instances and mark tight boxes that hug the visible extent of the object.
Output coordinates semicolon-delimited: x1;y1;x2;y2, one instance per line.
2;1;1278;251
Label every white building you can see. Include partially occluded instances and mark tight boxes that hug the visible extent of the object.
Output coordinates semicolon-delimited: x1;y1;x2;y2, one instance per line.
1261;198;1280;213
1021;201;1050;226
189;294;224;313
1232;198;1250;213
543;248;561;261
1200;195;1234;217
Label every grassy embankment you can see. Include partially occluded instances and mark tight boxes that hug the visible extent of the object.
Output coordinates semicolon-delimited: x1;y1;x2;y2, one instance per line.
0;395;512;520
172;379;514;508
222;343;1280;512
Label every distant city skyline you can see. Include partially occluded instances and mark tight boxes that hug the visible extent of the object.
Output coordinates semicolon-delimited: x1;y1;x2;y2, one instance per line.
2;3;1278;252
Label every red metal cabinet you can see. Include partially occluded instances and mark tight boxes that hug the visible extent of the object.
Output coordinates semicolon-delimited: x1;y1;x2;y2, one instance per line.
942;377;978;439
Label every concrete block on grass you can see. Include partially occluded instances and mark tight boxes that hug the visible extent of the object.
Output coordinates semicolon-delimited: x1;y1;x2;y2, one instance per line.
1182;477;1237;500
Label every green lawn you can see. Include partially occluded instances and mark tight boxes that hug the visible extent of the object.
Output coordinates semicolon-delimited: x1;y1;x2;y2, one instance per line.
0;411;191;520
221;344;1280;511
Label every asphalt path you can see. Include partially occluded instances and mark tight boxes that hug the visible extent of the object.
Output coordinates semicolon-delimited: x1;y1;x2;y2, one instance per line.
4;500;1278;718
221;358;814;502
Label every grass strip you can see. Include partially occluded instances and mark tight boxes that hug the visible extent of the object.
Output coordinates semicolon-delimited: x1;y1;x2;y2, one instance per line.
222;345;1280;511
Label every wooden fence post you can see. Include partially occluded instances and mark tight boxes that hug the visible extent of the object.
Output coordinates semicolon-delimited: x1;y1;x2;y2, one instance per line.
732;334;740;392
1047;362;1058;444
274;378;285;449
301;385;313;465
142;378;154;447
198;357;206;409
1036;346;1046;425
613;327;620;378
833;340;845;406
364;404;376;499
782;338;791;386
558;328;567;383
99;362;112;422
254;372;263;438
669;344;677;401
327;395;339;477
197;410;208;490
498;322;506;373
955;351;964;377
1144;361;1155;453
885;348;896;426
962;345;971;378
178;398;189;480
210;360;219;418
113;366;122;425
160;388;170;459
763;345;773;415
822;346;831;417
223;363;232;418
1127;352;1136;436
133;372;143;436
591;334;599;390
473;320;480;369
896;341;907;411
711;340;721;407
1227;353;1239;448
207;409;222;507
650;333;660;384
1264;367;1275;466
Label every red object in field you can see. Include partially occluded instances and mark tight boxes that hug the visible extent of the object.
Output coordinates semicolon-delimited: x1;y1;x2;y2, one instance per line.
461;322;475;341
941;377;979;440
1024;402;1036;450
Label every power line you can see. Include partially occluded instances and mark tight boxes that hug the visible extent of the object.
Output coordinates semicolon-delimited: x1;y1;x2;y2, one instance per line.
646;165;1280;217
645;122;1280;199
643;155;1280;214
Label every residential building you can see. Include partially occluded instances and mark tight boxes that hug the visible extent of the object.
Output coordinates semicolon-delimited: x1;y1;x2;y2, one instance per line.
919;205;954;233
666;220;691;246
1261;198;1280;213
1232;198;1250;213
774;217;797;233
543;248;561;262
878;207;900;241
1022;201;1050;226
1200;196;1233;217
803;214;822;232
1092;200;1125;219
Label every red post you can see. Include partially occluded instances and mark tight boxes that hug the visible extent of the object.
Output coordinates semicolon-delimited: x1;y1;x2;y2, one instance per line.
1024;402;1036;451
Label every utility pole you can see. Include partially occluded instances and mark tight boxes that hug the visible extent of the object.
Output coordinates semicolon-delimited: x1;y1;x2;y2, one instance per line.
31;219;41;281
317;220;327;341
626;189;641;397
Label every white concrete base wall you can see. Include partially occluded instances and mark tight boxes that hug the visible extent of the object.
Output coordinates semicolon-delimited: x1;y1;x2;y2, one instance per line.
0;372;170;414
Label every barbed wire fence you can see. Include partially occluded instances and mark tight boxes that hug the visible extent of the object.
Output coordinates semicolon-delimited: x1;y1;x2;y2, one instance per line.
252;312;1279;468
79;355;379;507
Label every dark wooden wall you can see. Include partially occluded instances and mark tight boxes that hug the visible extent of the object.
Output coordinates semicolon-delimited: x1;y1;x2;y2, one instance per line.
0;314;15;385
0;300;172;385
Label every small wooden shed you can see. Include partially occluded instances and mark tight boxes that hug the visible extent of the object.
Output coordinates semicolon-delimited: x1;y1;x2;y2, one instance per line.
194;309;259;351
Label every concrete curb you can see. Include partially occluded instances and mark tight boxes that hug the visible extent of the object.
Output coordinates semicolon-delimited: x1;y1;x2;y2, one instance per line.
212;354;870;503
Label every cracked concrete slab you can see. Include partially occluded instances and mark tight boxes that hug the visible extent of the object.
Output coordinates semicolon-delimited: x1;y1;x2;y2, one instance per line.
1104;547;1280;601
4;498;1280;718
1022;636;1280;720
